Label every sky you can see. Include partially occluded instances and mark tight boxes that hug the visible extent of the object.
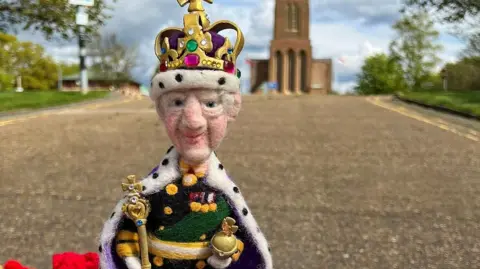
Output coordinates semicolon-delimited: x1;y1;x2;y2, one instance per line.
15;0;468;94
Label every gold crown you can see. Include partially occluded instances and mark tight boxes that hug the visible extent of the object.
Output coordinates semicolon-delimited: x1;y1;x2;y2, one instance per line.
154;0;245;76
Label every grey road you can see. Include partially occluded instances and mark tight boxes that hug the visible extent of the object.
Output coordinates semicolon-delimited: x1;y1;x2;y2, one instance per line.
0;95;479;269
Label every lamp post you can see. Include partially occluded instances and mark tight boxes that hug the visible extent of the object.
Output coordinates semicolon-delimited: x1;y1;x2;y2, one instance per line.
15;76;23;92
69;0;93;94
78;11;88;95
57;64;63;91
441;67;448;91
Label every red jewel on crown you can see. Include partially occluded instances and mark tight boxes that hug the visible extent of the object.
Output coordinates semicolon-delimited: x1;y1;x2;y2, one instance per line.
159;61;168;72
223;60;235;74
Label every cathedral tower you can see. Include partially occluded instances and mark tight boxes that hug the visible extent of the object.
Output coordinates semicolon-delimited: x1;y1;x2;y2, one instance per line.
269;0;312;94
248;0;332;95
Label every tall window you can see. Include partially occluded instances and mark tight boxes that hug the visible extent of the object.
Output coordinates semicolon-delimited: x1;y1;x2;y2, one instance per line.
286;4;291;31
276;51;283;92
291;4;298;32
286;3;299;32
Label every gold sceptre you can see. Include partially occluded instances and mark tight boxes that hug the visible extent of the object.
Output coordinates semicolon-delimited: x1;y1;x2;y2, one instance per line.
121;175;151;269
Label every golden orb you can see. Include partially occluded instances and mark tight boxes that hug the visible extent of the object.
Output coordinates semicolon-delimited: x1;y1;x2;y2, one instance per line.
210;231;238;257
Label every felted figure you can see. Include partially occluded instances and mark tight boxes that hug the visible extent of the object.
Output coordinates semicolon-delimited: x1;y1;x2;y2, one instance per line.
98;1;272;269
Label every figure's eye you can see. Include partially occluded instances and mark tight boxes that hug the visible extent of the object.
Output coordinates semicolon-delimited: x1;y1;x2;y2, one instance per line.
173;99;184;107
205;101;217;108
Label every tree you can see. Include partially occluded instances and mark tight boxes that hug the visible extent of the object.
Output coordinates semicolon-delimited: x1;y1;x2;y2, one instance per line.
402;1;480;71
462;32;480;57
88;32;138;84
354;53;407;95
59;62;80;77
389;11;443;90
401;0;480;51
401;0;480;24
0;0;117;40
0;32;16;90
443;57;480;91
0;32;58;90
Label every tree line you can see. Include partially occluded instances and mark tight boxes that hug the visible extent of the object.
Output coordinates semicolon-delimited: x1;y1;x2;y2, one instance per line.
0;0;137;91
1;0;478;93
354;1;480;94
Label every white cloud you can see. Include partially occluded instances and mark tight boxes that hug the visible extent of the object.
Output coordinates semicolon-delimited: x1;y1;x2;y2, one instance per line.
12;0;467;94
335;40;384;74
334;81;357;94
310;22;390;73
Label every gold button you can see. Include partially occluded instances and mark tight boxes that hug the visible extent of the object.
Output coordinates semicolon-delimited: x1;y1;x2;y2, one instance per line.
182;174;198;187
196;260;206;269
164;206;173;215
209;203;217;212
165;184;178;195
199;234;207;240
153;256;163;266
190;202;201;212
200;204;209;213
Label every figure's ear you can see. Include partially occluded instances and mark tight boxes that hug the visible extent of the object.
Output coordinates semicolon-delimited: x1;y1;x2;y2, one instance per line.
154;98;166;122
226;91;242;121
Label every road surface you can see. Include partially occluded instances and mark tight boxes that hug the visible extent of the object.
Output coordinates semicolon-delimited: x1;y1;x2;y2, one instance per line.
0;95;479;269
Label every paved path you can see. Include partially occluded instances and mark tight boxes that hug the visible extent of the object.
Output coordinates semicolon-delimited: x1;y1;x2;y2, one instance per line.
0;95;479;269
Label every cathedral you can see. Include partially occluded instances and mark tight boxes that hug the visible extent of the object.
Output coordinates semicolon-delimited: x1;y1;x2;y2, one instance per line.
249;0;333;94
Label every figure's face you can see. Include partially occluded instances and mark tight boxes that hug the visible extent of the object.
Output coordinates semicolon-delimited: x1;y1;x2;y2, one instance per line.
158;89;230;164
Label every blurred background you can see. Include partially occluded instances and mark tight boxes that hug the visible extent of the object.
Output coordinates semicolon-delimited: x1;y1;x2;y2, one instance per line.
0;1;479;269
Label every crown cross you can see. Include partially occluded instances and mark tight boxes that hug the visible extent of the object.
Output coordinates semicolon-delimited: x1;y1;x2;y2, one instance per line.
221;217;238;236
177;0;213;12
121;175;143;193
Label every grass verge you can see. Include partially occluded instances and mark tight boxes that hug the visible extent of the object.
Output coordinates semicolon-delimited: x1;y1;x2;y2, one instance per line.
397;91;480;117
0;91;111;113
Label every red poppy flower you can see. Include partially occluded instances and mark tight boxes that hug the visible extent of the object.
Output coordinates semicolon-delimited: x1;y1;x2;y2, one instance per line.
52;252;99;269
3;260;36;269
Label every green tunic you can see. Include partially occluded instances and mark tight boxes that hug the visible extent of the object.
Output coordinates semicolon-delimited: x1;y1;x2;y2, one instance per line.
116;175;233;269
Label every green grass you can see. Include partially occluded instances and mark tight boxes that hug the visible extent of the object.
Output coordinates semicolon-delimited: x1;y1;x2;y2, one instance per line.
398;90;480;117
0;91;111;112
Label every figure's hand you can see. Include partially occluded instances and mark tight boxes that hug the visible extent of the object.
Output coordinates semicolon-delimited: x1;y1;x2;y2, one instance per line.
124;257;142;269
207;256;232;269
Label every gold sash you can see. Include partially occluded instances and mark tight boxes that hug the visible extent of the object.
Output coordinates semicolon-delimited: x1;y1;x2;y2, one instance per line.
147;233;212;260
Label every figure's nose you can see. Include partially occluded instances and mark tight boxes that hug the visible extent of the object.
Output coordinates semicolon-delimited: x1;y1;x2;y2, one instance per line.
181;96;206;131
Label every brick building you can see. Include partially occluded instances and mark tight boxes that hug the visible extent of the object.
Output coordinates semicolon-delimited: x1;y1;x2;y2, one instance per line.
249;0;333;94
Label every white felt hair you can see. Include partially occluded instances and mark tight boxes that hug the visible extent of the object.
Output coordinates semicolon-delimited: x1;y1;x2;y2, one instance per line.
149;69;240;103
98;147;273;269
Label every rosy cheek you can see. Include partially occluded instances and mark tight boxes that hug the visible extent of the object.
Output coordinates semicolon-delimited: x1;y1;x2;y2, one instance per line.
164;113;179;139
208;115;228;146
